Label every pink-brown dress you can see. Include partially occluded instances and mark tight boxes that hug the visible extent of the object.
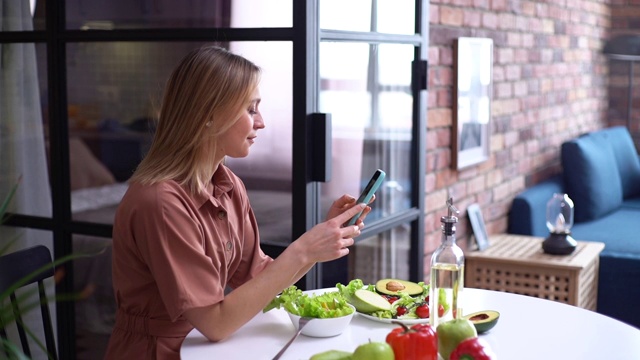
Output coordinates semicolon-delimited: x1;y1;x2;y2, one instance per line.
104;165;273;359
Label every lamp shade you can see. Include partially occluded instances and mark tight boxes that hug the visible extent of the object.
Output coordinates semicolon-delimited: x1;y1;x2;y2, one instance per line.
543;193;577;255
546;193;574;234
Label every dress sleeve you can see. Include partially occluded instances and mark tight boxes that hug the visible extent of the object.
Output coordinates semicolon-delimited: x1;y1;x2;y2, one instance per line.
227;204;273;289
130;184;224;321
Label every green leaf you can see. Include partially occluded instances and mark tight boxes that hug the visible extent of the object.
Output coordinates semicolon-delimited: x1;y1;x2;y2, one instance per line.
0;339;31;360
0;176;21;223
0;179;107;358
263;285;353;318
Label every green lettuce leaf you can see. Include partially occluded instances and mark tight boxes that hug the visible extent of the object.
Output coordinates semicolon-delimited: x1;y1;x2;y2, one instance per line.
263;285;354;318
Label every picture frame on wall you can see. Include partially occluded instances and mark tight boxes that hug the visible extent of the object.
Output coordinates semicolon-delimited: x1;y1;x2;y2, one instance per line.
468;203;489;251
452;37;493;170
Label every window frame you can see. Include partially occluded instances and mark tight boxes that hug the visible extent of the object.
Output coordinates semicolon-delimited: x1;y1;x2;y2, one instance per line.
0;1;429;357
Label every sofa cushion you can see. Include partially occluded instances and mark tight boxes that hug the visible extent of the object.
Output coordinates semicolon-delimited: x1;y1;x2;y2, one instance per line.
589;126;640;198
561;135;623;222
571;208;640;256
622;197;640;210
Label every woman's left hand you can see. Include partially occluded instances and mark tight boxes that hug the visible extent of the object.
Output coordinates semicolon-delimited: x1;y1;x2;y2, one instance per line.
326;194;375;225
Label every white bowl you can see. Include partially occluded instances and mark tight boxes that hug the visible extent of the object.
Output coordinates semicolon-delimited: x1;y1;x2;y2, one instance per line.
286;304;355;337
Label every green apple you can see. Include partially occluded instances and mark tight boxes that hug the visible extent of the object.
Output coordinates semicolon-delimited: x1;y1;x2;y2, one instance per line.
349;289;391;313
436;318;478;359
310;349;353;360
352;341;394;360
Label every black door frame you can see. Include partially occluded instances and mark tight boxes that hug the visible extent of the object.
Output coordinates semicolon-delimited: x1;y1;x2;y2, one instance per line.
0;1;428;357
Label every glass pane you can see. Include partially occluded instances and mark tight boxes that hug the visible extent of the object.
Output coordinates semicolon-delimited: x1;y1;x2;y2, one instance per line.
66;41;292;236
323;225;411;287
320;0;415;35
73;233;114;359
319;42;414;223
66;0;291;30
351;226;412;283
67;41;184;223
0;42;50;218
225;42;293;247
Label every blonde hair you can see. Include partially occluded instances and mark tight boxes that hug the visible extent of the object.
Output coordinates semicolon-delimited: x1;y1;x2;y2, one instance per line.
131;46;261;195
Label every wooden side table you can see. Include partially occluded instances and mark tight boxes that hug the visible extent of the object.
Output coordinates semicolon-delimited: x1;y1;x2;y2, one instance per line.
465;234;605;311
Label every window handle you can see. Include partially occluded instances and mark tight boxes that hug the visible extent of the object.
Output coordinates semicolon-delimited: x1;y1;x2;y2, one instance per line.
412;59;428;91
307;113;332;182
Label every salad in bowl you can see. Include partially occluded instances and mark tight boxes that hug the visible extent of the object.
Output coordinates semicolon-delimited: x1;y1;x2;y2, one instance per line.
264;286;355;337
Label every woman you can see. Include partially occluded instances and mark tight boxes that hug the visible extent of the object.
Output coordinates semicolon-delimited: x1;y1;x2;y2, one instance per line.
104;46;372;359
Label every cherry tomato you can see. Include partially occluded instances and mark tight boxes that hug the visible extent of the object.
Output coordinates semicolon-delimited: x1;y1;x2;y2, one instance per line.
396;306;408;317
384;295;399;304
415;303;430;318
423;297;445;317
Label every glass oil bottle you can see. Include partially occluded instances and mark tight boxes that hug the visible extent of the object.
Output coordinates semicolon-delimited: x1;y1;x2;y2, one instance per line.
429;197;465;329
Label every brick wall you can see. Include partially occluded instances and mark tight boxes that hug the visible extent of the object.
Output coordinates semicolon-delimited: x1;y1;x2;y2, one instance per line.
425;0;614;277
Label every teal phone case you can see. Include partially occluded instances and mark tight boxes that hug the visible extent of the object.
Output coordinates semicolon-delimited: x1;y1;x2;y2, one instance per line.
347;169;386;226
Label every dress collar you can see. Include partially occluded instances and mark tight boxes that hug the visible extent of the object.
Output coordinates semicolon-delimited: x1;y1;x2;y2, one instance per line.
195;164;234;208
211;164;234;197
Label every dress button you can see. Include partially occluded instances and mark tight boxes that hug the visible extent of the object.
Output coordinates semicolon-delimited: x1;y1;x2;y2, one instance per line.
217;211;227;219
226;242;233;251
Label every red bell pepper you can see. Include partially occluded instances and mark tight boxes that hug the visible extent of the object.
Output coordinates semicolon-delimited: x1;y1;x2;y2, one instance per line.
449;337;496;360
386;321;438;360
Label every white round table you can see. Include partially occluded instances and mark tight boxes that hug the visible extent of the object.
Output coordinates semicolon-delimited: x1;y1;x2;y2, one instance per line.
180;288;640;359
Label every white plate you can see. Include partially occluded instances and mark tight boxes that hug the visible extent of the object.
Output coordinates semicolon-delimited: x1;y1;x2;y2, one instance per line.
357;311;430;325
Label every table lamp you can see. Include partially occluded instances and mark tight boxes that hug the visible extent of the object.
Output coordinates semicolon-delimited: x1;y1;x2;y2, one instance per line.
542;193;577;255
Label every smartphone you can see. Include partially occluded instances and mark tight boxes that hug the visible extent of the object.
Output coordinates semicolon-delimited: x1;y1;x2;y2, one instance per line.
347;169;386;226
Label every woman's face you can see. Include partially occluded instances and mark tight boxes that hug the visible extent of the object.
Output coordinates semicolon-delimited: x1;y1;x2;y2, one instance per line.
218;87;264;159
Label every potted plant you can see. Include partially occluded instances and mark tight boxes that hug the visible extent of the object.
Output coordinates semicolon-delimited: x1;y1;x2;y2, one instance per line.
0;179;87;359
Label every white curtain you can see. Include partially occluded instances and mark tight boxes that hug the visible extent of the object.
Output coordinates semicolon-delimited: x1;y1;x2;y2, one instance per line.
1;1;56;359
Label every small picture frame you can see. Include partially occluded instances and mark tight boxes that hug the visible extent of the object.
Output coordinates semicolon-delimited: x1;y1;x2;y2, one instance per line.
468;203;489;251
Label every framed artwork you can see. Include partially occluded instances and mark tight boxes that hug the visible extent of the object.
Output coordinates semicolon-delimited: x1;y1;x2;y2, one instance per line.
468;203;489;251
452;37;493;169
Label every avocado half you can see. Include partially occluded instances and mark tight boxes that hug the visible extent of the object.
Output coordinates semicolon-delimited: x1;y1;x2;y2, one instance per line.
463;310;500;333
375;278;423;296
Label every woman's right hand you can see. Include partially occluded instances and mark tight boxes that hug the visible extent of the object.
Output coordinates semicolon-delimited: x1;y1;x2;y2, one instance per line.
325;194;376;225
293;203;366;264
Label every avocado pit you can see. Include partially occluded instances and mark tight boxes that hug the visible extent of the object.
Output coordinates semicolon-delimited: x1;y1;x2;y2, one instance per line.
463;310;500;334
386;281;406;292
470;313;489;321
375;278;423;296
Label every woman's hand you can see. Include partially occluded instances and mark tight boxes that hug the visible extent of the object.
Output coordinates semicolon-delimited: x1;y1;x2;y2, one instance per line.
293;204;367;264
326;194;375;225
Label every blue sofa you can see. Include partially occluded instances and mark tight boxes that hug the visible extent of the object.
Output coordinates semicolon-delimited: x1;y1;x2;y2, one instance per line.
508;126;640;328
